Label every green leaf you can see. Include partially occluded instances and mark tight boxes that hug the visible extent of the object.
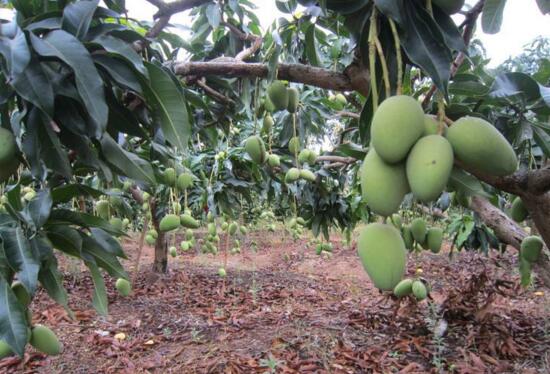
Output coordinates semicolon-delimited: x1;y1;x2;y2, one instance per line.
0;27;31;81
482;0;507;34
93;54;142;93
490;72;541;103
532;125;550;157
51;184;103;204
0;275;29;357
100;134;156;185
45;225;83;257
30;30;108;136
305;23;321;67
205;3;221;28
38;253;70;312
48;209;124;236
22;188;52;229
82;236;127;279
143;62;190;153
11;58;54;116
536;0;550;14
92;35;147;77
0;227;40;294
399;2;452;93
449;168;491;198
62;0;100;40
86;261;108;316
89;228;125;258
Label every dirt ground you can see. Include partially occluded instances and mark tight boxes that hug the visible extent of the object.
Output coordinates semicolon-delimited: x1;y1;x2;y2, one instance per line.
1;228;549;373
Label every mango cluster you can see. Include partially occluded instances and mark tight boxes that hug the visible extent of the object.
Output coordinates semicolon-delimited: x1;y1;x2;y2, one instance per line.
393;278;430;301
394;216;443;254
361;95;518;217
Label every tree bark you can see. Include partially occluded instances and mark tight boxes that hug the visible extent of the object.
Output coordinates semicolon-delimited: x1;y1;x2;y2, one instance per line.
470;195;550;288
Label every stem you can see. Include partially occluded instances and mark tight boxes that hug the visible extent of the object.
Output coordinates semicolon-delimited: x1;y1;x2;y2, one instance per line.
133;215;149;280
436;92;446;134
292;113;299;166
374;37;391;98
388;19;403;95
426;0;433;15
368;8;379;111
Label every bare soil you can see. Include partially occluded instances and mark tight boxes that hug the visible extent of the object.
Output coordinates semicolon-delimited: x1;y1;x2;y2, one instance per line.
1;229;549;373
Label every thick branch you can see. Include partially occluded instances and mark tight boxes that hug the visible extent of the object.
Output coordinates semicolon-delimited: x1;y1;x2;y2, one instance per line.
456;160;550;196
173;61;366;95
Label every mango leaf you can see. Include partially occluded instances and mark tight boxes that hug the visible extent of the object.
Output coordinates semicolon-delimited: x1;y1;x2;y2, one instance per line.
532;125;550;157
62;0;100;40
205;2;221;28
93;54;142;93
100;134;156;185
30;30;108;136
536;0;550;14
0;227;40;294
143;63;190;153
399;1;452;93
86;261;108;316
23;188;52;229
326;0;369;14
82;236;127;279
48;209;124;236
305;23;321;67
11;58;54;116
45;225;83;257
89;228;125;258
432;6;466;52
0;275;29;357
92;35;147;77
482;0;507;34
449;168;491;198
38;253;71;312
104;0;126;13
51;184;103;204
0;27;31;81
490;72;541;103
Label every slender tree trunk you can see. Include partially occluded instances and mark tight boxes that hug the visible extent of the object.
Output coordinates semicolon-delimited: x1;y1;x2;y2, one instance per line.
470;196;550;288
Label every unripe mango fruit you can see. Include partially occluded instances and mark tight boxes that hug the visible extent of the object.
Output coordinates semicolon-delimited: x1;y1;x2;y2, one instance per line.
357;223;407;290
360;149;409;217
267;154;280;167
288;136;300;154
285;167;301;183
177;173;194;190
298;149;312;164
423;115;439;136
433;0;464;14
11;281;31;307
169;246;177;257
262;115;274;133
402;226;414;250
0;341;12;358
245;136;267;164
371;95;425;164
229;222;238;235
521;236;544;263
426;227;443;253
159;214;181;232
30;325;62;356
406;135;454;202
412;280;428;300
267;81;289;111
163;167;176;186
287;87;299;113
300;169;316;182
145;235;156;245
109;217;123;232
510;197;528;222
446;116;518;176
96;200;110;220
115;278;131;296
393;278;413;298
411;218;427;244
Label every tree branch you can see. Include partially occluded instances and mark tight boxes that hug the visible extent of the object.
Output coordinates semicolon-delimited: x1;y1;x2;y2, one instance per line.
173;61;367;95
196;78;235;105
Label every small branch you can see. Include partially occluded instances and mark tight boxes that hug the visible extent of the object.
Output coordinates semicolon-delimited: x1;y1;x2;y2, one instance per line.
196;78;235;105
316;155;357;164
388;19;403;95
335;111;360;119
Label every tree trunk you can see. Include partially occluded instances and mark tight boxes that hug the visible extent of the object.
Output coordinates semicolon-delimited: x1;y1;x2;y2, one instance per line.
153;231;168;273
470;195;550;288
150;200;168;274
